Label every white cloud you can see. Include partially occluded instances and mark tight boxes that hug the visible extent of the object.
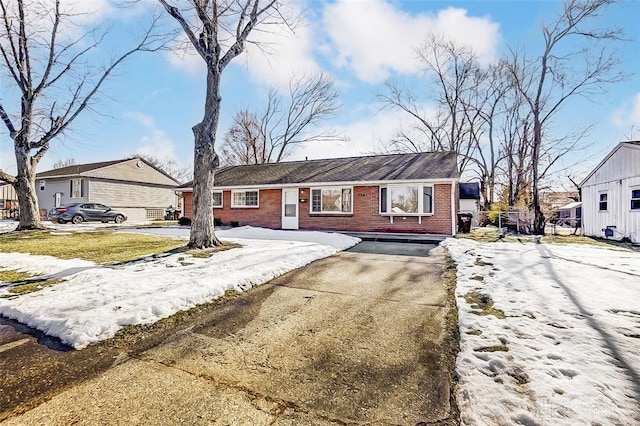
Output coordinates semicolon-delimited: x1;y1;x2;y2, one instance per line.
612;92;640;129
241;2;320;89
124;111;156;129
291;107;422;161
164;1;321;89
136;129;177;160
322;1;501;83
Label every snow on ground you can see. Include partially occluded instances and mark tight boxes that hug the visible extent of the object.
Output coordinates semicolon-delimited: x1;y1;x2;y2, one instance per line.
443;238;640;425
0;226;359;349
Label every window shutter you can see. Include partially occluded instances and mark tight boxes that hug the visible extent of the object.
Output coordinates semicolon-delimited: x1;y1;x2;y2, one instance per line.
423;187;433;214
311;189;321;212
70;180;73;196
80;180;84;197
380;188;387;213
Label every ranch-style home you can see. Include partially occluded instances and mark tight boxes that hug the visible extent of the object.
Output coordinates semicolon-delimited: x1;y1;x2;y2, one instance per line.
179;151;460;235
580;141;640;243
36;158;181;222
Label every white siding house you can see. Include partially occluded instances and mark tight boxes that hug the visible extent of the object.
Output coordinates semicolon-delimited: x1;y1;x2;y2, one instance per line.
36;158;181;222
580;141;640;243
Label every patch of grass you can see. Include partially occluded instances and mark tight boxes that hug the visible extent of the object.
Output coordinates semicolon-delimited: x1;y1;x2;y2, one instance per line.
112;290;240;345
541;234;635;250
128;221;179;228
463;290;506;319
185;242;242;258
0;269;35;283
8;278;64;295
466;329;482;336
0;230;185;264
470;275;485;281
475;344;509;352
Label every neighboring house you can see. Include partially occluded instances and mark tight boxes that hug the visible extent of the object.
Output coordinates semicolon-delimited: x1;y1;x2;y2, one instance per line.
458;182;481;226
580;141;640;243
36;158;180;222
0;182;18;219
179;152;460;235
557;201;582;227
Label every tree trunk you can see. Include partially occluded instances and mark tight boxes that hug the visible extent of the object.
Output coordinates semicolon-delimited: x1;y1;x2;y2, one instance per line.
14;145;44;231
531;120;545;235
188;70;222;248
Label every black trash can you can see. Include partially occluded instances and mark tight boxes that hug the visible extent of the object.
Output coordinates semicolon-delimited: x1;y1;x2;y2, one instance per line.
457;213;473;233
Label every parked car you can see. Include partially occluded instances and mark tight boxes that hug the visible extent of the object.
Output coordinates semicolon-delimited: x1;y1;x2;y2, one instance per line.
49;203;127;224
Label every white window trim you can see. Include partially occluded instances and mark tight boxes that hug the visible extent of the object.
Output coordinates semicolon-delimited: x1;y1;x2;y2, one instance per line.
631;187;640;211
231;189;259;208
212;191;223;208
309;187;353;214
379;184;434;217
598;191;608;212
70;178;82;198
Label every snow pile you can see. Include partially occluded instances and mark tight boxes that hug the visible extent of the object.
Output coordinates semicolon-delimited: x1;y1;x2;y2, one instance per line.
0;227;360;349
442;238;640;425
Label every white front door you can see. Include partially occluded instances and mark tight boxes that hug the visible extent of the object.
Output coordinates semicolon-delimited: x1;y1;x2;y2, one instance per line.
281;188;299;230
54;192;62;207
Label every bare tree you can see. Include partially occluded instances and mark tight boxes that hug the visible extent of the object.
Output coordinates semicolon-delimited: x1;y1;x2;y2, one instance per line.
506;0;624;234
52;157;77;169
158;0;290;248
0;0;165;230
220;72;343;166
379;35;484;174
220;110;266;165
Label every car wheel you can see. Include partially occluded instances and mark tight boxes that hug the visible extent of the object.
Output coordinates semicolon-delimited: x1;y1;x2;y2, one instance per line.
72;215;83;224
114;214;125;224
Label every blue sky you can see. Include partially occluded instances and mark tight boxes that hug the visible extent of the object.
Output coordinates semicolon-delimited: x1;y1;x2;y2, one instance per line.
1;0;639;187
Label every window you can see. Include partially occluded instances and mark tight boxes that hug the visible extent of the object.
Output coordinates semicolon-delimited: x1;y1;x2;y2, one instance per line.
39;180;45;191
231;190;258;207
631;189;640;210
311;188;352;213
380;185;434;214
599;193;608;211
212;191;223;208
70;179;83;198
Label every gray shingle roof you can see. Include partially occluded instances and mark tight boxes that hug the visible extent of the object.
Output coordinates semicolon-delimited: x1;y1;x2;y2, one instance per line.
37;159;126;177
181;152;458;188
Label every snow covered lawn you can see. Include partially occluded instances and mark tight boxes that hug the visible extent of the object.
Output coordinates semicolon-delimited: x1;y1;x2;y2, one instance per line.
0;226;359;349
443;237;640;425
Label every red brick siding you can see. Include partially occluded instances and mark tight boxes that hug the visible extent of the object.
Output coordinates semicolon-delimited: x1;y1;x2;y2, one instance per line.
181;183;454;234
299;184;452;234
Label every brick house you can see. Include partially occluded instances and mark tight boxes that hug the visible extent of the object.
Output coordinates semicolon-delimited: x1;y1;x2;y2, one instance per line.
179;152;460;235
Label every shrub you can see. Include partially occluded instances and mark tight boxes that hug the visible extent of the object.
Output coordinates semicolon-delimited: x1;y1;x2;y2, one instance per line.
230;221;239;227
178;217;192;226
214;217;223;226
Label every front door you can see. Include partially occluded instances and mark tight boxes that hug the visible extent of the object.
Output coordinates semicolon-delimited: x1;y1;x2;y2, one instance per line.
281;188;299;230
54;192;62;207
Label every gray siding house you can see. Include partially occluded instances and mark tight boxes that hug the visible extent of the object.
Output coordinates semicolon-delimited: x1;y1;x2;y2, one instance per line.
36;158;181;222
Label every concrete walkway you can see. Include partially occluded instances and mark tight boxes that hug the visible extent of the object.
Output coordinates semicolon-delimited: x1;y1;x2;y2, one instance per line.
2;242;458;425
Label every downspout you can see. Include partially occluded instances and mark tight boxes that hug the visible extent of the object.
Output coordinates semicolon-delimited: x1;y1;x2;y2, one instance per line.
451;180;457;236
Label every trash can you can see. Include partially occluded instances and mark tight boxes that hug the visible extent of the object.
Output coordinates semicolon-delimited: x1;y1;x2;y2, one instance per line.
457;213;473;233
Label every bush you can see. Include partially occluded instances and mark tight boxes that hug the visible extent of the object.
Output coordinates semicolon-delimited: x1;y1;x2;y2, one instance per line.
230;221;239;227
487;203;508;226
178;217;192;226
214;217;223;226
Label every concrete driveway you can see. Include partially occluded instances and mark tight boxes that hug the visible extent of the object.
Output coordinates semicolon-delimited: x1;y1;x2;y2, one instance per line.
2;241;458;425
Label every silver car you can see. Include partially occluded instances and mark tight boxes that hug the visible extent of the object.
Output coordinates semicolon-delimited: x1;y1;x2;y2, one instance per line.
49;203;127;224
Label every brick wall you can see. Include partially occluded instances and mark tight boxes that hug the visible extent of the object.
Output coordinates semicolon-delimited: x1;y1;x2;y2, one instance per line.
181;183;454;234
